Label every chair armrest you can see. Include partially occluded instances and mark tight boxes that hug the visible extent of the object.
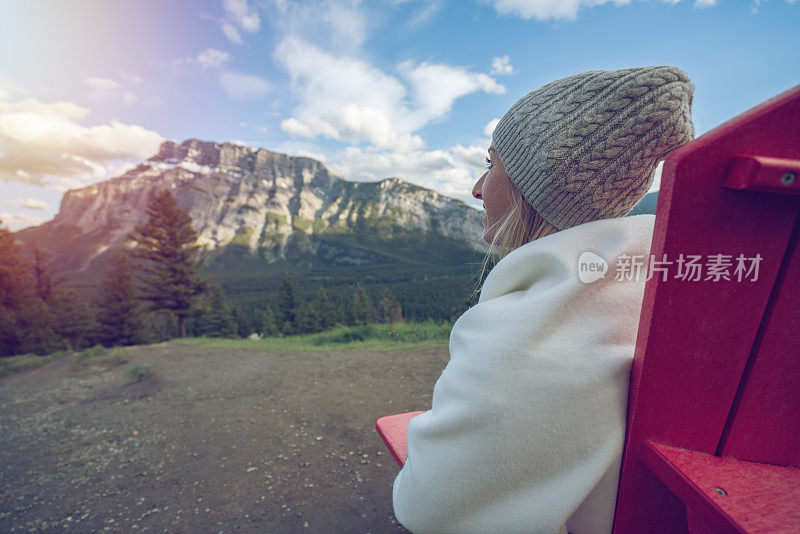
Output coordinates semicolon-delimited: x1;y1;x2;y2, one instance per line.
639;441;800;533
375;411;425;467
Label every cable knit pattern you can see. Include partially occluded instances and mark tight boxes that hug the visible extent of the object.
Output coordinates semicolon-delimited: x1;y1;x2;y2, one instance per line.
492;66;694;230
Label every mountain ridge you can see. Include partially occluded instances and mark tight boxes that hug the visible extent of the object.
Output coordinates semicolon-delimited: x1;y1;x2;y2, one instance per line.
16;138;485;278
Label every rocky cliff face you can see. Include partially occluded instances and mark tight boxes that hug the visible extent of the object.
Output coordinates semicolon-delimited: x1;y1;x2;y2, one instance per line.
18;139;484;274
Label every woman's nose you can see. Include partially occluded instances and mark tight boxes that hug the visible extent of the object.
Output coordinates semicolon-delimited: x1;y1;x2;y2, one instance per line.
472;173;486;200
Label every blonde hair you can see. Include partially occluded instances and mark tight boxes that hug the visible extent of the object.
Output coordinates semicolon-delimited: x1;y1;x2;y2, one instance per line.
474;185;559;295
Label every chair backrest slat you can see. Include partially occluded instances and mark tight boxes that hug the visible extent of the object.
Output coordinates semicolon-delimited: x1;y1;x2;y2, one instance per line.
613;84;800;533
717;213;800;467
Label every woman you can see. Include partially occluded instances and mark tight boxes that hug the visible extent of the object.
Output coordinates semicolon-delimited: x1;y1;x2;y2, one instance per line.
392;66;694;534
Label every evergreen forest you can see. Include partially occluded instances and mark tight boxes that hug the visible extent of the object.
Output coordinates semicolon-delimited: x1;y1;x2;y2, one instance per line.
0;190;484;357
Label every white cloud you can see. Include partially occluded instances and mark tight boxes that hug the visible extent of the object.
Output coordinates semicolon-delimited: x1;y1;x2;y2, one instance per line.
120;72;144;85
218;72;269;100
486;0;729;19
276;37;504;151
277;37;405;117
276;37;412;149
483;118;501;136
86;76;140;106
271;0;288;12
319;1;368;50
264;1;507;204
49;176;89;193
0;97;164;187
490;55;515;75
400;60;505;127
282;106;425;153
221;0;260;44
86;77;121;91
280;117;317;139
0;88;11;101
267;0;368;52
222;23;242;44
485;0;638;21
333;143;487;205
225;0;261;31
0;212;47;231
121;91;138;106
403;1;444;29
5;198;50;210
451;143;491;170
196;48;231;69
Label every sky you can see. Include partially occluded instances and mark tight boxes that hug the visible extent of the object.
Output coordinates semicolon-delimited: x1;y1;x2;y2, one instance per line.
0;0;798;231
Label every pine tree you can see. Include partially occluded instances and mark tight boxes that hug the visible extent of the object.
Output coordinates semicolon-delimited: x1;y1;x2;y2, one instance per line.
350;286;373;326
195;285;235;338
298;302;321;334
0;221;35;355
312;286;335;331
299;285;334;334
50;289;99;350
0;223;25;310
96;253;147;346
30;245;65;305
278;273;298;334
15;298;65;355
376;289;403;323
231;307;253;338
32;245;54;303
128;189;206;338
258;303;279;337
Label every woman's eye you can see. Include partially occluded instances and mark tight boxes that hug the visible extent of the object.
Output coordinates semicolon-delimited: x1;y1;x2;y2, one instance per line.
485;156;493;169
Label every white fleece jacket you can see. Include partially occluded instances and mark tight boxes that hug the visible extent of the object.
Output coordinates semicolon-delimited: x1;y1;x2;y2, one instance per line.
393;214;655;534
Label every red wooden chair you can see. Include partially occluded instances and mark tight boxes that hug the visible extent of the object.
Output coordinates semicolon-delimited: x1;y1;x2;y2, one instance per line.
377;82;800;533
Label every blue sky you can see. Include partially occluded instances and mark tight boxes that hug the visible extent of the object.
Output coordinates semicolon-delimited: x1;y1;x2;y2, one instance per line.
0;0;797;230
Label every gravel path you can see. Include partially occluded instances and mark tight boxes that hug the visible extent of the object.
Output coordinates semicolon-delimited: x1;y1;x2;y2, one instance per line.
0;343;448;533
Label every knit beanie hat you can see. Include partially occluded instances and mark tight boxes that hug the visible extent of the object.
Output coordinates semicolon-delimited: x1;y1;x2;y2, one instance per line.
491;65;695;230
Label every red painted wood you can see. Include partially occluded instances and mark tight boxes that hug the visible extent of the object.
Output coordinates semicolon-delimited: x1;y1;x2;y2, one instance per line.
718;209;800;467
687;508;720;534
724;155;800;195
375;411;424;467
613;84;800;533
640;442;800;534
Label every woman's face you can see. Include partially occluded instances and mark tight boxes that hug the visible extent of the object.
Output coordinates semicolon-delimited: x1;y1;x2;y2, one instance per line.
472;148;516;244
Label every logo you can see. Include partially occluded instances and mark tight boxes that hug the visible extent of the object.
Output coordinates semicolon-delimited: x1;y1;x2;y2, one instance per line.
578;251;608;284
576;252;763;283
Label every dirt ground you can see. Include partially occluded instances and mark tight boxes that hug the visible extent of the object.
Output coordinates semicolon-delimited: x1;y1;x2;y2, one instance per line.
0;343;449;533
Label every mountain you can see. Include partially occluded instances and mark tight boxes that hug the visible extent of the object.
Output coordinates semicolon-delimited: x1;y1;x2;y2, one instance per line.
16;139;485;280
13;139;656;321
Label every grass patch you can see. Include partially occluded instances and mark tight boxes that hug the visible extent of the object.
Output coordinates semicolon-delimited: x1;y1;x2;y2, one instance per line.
73;346;130;370
77;368;104;379
173;320;452;352
313;321;450;344
292;216;312;232
230;226;255;247
127;363;156;381
0;350;73;377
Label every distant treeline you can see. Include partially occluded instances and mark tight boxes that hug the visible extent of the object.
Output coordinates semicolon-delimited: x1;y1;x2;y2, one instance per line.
0;190;481;357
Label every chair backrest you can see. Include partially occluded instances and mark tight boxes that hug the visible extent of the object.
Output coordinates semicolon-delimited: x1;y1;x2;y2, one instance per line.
613;84;800;532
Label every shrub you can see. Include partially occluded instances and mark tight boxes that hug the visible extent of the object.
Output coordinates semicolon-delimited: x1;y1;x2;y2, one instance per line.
127;363;156;381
